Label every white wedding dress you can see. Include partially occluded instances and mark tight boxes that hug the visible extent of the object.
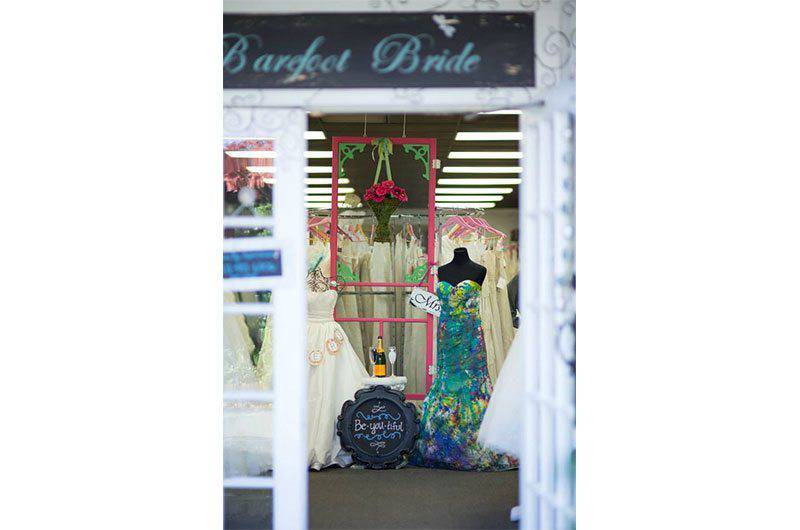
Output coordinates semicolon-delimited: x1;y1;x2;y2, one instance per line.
307;289;369;470
223;292;273;477
477;332;522;457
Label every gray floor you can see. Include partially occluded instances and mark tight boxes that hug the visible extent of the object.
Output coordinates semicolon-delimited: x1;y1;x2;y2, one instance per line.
225;467;518;530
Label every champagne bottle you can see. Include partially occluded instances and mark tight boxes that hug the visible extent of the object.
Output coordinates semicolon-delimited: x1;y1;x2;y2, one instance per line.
374;336;387;377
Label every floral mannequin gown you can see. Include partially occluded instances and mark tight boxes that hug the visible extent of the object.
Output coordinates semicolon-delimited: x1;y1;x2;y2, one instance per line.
410;280;518;471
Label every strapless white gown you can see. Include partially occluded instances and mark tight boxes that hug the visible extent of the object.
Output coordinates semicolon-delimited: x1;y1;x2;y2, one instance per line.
477;332;522;457
307;289;369;470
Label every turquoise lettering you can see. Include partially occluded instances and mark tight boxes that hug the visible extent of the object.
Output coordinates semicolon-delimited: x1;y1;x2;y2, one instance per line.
306;54;321;71
286;36;326;81
463;54;481;73
371;34;480;76
223;33;260;74
451;43;479;73
249;37;350;79
372;33;433;74
272;54;292;72
422;49;451;73
253;54;273;72
336;49;351;72
320;55;337;73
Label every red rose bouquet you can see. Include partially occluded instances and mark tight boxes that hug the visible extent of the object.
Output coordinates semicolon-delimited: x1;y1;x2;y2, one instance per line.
364;179;408;242
363;137;409;242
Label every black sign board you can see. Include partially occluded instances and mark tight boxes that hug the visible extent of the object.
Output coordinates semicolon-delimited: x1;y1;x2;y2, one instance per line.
224;13;534;89
337;385;420;469
223;249;282;279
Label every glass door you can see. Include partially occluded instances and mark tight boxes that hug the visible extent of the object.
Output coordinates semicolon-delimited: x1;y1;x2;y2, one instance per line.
222;107;309;530
518;105;576;530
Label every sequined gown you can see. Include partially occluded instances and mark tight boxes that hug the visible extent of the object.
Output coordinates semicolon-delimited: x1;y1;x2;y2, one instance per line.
410;280;518;471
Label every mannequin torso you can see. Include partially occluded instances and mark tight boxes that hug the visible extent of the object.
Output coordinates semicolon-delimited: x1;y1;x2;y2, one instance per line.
437;247;487;286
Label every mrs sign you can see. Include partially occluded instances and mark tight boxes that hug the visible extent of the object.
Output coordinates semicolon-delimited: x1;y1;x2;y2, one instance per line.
337;386;420;469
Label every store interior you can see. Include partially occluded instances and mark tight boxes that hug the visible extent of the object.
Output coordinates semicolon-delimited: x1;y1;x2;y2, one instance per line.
224;111;524;529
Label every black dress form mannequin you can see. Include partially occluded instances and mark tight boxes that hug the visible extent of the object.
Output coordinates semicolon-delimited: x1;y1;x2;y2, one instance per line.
437;247;487;286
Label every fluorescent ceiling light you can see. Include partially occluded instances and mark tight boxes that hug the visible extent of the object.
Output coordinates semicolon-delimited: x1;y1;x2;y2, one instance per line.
246;165;333;174
448;151;522;159
479;109;522;115
304;178;350;185
437;178;521;185
305;187;355;194
304;166;333;173
455;132;522;141
225;150;276;159
305;150;333;158
304;131;326;140
442;166;521;174
435;195;503;202
435;202;496;209
435;187;513;194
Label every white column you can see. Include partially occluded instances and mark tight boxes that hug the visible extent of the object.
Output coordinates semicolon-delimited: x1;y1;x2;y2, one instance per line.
537;117;556;530
271;109;308;530
520;109;542;530
553;110;576;529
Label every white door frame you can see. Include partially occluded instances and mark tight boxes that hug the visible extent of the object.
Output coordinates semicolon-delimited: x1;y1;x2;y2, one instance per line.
223;4;576;529
223;108;310;529
519;87;576;530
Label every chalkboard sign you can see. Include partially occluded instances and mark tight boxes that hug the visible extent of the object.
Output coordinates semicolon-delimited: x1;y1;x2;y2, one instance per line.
337;385;420;469
224;13;534;89
223;249;282;279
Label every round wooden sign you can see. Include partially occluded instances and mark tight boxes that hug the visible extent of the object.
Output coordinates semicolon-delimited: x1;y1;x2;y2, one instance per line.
336;385;420;469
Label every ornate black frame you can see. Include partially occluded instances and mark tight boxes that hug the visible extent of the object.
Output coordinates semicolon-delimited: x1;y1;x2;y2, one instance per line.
336;385;420;469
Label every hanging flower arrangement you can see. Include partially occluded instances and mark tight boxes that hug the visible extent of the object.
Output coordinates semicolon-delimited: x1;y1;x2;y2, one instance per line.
223;139;275;192
364;180;409;203
363;138;408;242
223;168;271;192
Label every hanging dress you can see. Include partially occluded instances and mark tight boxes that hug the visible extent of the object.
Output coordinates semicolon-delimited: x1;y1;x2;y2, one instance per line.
306;289;370;470
479;251;505;382
393;232;408;374
410;280;517;471
477;333;523;457
495;251;516;355
224;291;273;476
335;239;365;366
357;241;374;360
403;237;428;396
368;241;394;349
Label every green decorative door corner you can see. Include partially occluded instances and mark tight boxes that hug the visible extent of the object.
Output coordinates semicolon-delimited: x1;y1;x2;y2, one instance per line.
402;144;430;181
338;143;367;178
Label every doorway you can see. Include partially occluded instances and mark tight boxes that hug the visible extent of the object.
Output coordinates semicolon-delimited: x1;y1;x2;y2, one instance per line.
222;102;575;529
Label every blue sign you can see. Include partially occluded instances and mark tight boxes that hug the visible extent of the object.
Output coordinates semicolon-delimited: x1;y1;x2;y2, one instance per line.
224;13;535;88
223;250;282;279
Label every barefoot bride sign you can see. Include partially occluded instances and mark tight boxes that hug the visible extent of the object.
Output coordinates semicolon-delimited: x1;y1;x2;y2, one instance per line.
223;12;534;89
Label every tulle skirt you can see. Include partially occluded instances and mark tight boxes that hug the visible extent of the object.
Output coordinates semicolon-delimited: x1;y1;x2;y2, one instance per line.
224;405;273;477
307;318;369;470
478;333;522;457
